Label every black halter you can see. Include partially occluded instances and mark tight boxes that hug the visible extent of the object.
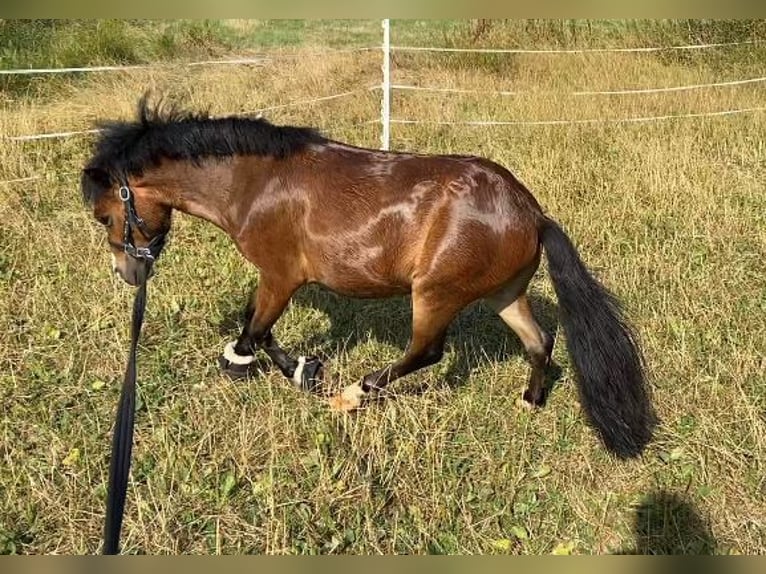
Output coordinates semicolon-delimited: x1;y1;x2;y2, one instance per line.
102;177;166;554
109;181;167;263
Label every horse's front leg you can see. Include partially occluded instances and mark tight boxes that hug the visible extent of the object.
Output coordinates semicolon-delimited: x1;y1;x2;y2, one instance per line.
219;274;323;391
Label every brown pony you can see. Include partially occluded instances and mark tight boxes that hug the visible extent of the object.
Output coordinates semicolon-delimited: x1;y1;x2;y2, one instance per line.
82;97;655;458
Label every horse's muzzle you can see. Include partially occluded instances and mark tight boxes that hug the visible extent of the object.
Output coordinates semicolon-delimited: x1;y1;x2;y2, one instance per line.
115;256;154;286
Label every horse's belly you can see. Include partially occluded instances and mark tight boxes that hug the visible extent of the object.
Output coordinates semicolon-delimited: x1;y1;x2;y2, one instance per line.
308;242;414;298
312;263;413;299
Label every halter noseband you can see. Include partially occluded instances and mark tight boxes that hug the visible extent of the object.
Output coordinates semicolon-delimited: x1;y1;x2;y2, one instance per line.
111;180;166;263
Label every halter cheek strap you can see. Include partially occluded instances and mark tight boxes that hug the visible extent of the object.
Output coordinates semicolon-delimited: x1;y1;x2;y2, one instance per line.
112;180;167;263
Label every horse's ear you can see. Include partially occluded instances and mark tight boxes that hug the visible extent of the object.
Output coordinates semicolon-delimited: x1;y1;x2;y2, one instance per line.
81;167;112;204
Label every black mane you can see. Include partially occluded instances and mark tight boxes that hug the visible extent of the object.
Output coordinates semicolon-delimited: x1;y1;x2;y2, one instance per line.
82;95;327;204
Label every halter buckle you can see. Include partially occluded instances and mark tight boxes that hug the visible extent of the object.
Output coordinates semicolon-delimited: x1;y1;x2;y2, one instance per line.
134;246;155;261
125;244;155;262
118;186;131;202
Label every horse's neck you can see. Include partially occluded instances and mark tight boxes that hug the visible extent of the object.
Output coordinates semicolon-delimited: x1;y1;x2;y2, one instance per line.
154;161;235;233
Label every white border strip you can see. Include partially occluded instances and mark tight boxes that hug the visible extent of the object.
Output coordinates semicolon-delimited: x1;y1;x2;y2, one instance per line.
391;40;758;55
390;106;766;126
393;76;766;97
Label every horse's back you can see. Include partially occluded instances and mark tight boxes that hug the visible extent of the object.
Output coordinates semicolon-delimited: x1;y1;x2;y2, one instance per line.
298;143;543;299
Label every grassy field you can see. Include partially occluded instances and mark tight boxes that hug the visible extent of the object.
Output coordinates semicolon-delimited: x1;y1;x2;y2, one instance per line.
1;20;765;554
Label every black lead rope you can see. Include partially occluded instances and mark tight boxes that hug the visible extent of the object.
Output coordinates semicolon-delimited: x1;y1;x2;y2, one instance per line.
102;179;165;555
103;279;147;555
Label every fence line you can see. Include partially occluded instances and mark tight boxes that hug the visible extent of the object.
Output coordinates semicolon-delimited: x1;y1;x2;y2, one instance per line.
393;84;519;96
0;175;42;185
8;129;102;142
0;58;272;76
243;46;377;58
0;47;378;76
2;23;763;150
247;85;379;115
5;39;753;77
0;119;376;185
574;75;766;95
2;63;157;75
381;18;392;151
6;86;380;143
391;75;766;98
390;105;766;127
385;32;763;136
2;39;755;77
0;169;83;186
390;39;758;55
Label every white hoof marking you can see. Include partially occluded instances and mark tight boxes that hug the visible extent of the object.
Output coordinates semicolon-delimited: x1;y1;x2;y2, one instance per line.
292;356;307;386
223;341;255;366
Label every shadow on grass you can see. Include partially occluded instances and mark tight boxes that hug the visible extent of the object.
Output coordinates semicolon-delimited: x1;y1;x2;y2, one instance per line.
217;282;562;396
618;491;717;555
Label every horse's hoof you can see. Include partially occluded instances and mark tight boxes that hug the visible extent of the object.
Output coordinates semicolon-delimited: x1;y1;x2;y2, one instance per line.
292;356;323;392
329;383;365;412
519;388;547;410
218;354;258;379
218;341;263;379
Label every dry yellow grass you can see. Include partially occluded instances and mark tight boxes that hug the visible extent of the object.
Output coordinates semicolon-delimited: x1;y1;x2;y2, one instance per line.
0;24;765;554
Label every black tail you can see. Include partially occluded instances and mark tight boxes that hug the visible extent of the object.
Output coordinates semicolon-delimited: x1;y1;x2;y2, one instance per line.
541;218;656;458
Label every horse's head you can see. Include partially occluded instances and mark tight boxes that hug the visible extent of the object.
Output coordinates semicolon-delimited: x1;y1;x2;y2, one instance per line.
82;167;172;286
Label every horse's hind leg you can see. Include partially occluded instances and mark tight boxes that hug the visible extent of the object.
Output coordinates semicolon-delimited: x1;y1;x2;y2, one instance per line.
220;274;322;391
486;286;553;408
329;288;462;411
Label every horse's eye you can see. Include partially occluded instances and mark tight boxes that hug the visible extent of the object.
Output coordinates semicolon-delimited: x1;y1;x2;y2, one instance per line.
98;215;112;227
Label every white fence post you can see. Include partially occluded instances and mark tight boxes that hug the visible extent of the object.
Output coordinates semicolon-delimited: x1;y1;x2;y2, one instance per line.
381;18;391;151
